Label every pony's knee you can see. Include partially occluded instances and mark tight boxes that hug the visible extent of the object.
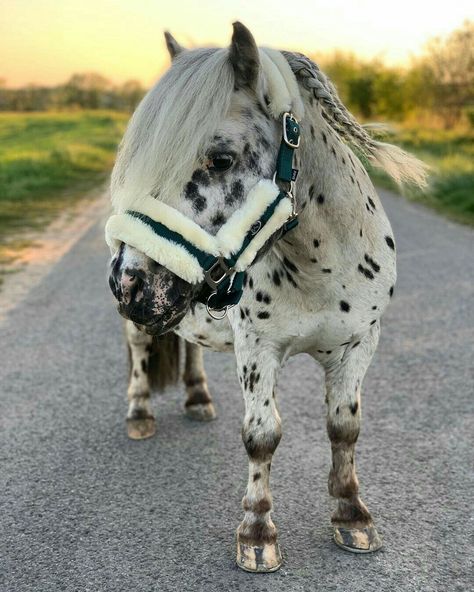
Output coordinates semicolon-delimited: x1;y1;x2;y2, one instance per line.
242;417;282;462
327;396;361;445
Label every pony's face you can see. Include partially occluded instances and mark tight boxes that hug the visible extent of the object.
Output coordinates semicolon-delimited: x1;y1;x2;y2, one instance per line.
108;24;283;334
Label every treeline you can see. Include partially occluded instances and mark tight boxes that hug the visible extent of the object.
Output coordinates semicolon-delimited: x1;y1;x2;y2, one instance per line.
1;21;472;128
318;20;473;128
0;73;146;113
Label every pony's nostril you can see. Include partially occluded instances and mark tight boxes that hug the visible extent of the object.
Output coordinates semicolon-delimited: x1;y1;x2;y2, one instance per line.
120;269;145;305
122;272;137;287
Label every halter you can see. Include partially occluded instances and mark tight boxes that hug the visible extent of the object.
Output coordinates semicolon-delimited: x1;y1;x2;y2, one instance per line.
106;112;300;319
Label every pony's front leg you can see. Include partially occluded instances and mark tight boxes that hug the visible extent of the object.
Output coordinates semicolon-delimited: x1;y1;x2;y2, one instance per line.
323;325;382;553
235;342;283;573
125;320;156;440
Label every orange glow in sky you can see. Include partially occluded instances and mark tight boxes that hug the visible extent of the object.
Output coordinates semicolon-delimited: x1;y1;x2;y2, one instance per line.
1;0;472;88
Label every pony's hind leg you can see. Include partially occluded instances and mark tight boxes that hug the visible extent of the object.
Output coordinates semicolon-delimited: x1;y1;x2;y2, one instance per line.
322;324;383;553
125;320;156;440
183;342;216;421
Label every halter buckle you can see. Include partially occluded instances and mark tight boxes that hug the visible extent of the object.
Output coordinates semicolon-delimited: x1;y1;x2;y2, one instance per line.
282;112;300;148
204;257;234;290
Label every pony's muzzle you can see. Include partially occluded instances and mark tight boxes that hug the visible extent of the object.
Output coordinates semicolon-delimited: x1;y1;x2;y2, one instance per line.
108;243;194;334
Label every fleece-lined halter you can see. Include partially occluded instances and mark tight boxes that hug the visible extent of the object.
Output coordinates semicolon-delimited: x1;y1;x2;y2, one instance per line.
105;48;304;319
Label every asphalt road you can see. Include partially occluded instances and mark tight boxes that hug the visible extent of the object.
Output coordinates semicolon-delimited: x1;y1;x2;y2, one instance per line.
1;190;473;592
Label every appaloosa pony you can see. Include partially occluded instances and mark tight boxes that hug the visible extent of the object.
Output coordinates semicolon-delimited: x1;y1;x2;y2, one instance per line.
106;22;427;572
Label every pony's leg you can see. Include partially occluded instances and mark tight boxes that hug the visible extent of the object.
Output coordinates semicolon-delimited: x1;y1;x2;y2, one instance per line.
125;320;156;440
235;345;283;572
324;324;382;553
183;342;216;421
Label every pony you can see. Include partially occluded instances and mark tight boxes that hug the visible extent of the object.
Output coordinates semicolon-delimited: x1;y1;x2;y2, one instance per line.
106;22;427;572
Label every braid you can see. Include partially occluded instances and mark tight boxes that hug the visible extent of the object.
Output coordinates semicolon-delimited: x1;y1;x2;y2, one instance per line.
282;51;377;157
281;51;429;187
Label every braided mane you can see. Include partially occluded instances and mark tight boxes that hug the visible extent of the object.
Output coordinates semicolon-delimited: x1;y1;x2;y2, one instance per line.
283;52;429;187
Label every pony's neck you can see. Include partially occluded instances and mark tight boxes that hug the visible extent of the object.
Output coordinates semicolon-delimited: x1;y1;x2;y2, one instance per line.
270;90;367;284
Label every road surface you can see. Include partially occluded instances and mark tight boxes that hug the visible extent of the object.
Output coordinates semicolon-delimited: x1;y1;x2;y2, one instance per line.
1;190;472;591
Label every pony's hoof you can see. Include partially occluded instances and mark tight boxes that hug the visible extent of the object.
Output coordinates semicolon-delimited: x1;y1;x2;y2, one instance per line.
333;525;382;553
236;539;282;573
185;402;216;421
127;417;156;440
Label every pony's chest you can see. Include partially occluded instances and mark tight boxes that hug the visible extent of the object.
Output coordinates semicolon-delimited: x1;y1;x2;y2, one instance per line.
174;305;235;352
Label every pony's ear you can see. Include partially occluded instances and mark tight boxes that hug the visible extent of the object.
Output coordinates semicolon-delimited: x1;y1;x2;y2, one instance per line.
164;31;185;60
229;22;260;91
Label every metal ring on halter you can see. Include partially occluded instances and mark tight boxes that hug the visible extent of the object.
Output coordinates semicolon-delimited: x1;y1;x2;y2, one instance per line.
206;293;229;320
272;172;295;195
272;172;297;217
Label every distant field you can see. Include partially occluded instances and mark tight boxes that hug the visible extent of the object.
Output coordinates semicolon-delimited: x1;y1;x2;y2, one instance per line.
0;112;472;275
0;111;128;257
367;126;474;225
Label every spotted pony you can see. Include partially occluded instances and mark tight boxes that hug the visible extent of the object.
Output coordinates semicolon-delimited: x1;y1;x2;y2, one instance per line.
107;23;427;572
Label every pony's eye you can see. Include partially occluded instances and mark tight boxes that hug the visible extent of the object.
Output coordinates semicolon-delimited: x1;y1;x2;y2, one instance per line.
208;154;234;172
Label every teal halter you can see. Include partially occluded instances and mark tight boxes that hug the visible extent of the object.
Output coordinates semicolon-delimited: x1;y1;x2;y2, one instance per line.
112;112;300;319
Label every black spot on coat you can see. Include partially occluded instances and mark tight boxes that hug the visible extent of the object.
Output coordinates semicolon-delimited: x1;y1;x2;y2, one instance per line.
191;169;210;186
364;254;380;273
283;257;298;273
350;402;359;415
358;264;374;280
340;300;351;312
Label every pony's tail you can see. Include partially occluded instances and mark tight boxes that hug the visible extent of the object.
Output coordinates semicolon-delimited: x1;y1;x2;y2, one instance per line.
148;332;182;392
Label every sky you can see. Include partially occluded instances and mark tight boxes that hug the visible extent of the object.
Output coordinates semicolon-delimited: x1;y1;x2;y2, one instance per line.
0;0;472;88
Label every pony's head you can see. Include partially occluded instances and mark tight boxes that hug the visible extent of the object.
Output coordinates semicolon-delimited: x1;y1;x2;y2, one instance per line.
107;22;303;334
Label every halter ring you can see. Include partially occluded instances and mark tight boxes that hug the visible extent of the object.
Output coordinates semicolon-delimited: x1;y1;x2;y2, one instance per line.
206;293;229;320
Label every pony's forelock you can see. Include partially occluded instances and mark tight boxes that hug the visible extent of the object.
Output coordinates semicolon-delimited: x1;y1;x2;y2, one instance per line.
111;48;234;212
111;46;305;214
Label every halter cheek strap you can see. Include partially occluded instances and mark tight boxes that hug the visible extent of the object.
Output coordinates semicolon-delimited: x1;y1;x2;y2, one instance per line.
105;112;300;319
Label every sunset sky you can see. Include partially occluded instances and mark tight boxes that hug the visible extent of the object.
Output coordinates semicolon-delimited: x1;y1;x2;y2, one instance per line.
1;0;472;88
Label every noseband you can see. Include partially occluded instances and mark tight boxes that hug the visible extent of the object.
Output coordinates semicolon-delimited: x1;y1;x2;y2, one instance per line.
106;112;300;320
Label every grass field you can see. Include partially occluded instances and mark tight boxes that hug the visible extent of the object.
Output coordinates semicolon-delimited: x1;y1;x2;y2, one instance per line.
0;110;128;248
0;112;472;280
0;110;128;284
367;125;474;225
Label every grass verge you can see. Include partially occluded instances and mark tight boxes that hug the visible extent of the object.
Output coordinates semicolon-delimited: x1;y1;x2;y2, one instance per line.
0;110;128;272
367;125;474;226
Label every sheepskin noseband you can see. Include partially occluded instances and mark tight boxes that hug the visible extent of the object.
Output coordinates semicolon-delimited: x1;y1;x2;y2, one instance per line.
106;112;300;318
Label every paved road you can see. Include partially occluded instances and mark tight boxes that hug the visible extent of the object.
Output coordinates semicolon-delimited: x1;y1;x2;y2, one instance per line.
1;190;473;592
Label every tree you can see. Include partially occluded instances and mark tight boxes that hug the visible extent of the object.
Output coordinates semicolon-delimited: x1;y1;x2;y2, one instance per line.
64;73;114;109
422;20;474;127
119;80;145;111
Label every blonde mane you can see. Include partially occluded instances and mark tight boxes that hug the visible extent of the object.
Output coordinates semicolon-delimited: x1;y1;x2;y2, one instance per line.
111;44;427;217
111;48;235;211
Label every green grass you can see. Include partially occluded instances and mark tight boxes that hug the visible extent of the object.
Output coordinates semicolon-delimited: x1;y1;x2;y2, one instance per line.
366;126;474;225
0;111;128;240
0;111;472;269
